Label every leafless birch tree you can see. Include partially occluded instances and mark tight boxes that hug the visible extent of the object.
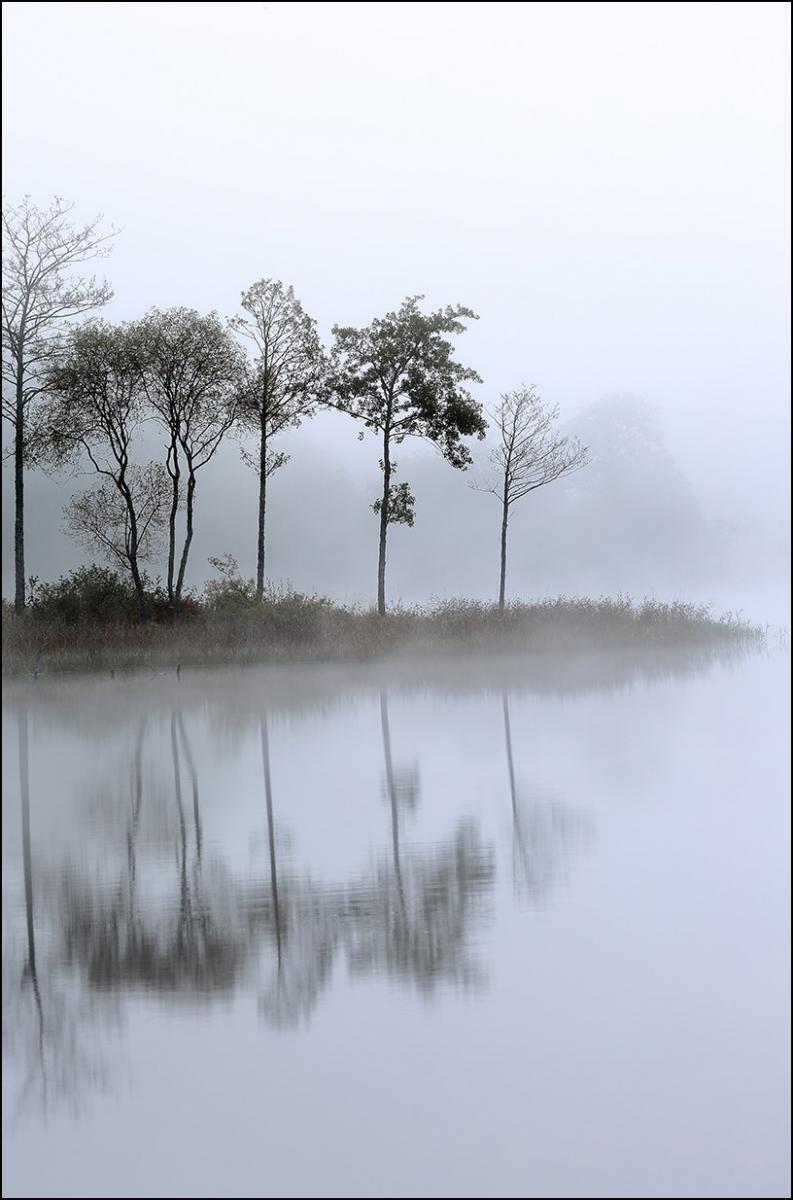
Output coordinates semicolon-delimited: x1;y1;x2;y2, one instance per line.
64;465;170;599
2;197;117;612
229;280;325;600
475;385;589;608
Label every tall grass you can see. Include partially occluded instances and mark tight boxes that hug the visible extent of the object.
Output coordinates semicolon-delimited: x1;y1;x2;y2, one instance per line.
2;590;765;677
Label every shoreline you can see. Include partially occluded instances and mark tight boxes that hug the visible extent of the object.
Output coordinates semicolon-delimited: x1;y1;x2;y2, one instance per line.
2;596;768;679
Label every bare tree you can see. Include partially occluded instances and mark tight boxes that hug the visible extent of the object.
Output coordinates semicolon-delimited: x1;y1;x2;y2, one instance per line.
501;691;590;904
43;323;161;623
135;308;246;618
1;197;117;613
229;280;325;600
64;465;170;593
475;385;589;609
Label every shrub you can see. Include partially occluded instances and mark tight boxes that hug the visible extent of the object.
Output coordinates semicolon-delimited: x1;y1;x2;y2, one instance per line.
27;565;139;625
203;554;258;611
143;581;202;622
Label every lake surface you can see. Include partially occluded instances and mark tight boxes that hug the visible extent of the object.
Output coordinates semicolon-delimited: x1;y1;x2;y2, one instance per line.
2;647;790;1199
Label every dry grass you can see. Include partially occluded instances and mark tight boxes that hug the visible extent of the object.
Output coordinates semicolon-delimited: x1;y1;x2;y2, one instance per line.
2;594;765;677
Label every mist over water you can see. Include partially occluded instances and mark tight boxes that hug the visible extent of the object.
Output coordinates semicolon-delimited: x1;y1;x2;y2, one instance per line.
2;3;790;1198
3;647;790;1198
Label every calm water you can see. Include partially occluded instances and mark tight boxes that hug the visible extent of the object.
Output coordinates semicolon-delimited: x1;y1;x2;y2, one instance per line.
2;648;790;1199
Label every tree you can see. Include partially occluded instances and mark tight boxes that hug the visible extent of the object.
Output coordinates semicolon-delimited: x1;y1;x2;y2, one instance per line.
2;197;117;613
43;323;162;622
329;296;485;614
64;465;170;598
475;385;589;609
557;395;710;589
229;280;326;600
135;308;246;618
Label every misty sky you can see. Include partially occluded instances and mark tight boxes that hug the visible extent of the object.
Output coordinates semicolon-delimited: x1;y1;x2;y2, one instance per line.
2;1;790;614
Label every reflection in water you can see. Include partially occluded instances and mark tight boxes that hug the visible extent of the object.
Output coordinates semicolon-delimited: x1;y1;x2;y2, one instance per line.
4;710;113;1114
342;823;493;994
257;709;317;1030
3;645;786;1199
2;670;606;1110
363;691;489;992
62;713;244;997
254;696;493;1029
261;713;282;965
381;690;405;913
253;820;494;1032
19;709;42;1047
126;720;145;899
178;710;202;866
3;642;759;745
502;694;589;904
380;690;421;913
0;699;498;1065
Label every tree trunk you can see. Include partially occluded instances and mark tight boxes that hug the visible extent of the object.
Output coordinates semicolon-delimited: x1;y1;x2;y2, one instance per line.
256;418;267;602
166;442;180;621
129;558;149;625
377;429;391;616
174;471;196;613
119;483;149;624
498;495;509;610
14;371;25;615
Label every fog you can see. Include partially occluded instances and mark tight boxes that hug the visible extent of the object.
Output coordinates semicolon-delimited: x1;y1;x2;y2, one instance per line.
2;0;790;624
3;0;787;619
3;9;791;1195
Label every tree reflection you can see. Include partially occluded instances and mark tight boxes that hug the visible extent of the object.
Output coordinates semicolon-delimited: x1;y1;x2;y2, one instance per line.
4;683;601;1112
341;821;493;994
177;710;202;866
3;640;763;1125
502;692;590;904
19;707;43;1067
254;693;493;1028
254;713;337;1030
61;718;245;997
381;690;406;913
126;720;146;901
342;690;492;992
3;708;114;1115
41;697;494;1044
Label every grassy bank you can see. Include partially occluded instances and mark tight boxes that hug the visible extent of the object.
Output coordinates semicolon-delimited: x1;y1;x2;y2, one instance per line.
2;593;765;677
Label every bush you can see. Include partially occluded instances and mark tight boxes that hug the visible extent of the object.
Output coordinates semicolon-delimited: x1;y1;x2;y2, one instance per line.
143;582;202;622
203;554;258;611
27;565;139;625
4;582;766;678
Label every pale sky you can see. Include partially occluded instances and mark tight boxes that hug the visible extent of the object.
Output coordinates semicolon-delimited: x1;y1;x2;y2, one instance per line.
2;1;790;607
